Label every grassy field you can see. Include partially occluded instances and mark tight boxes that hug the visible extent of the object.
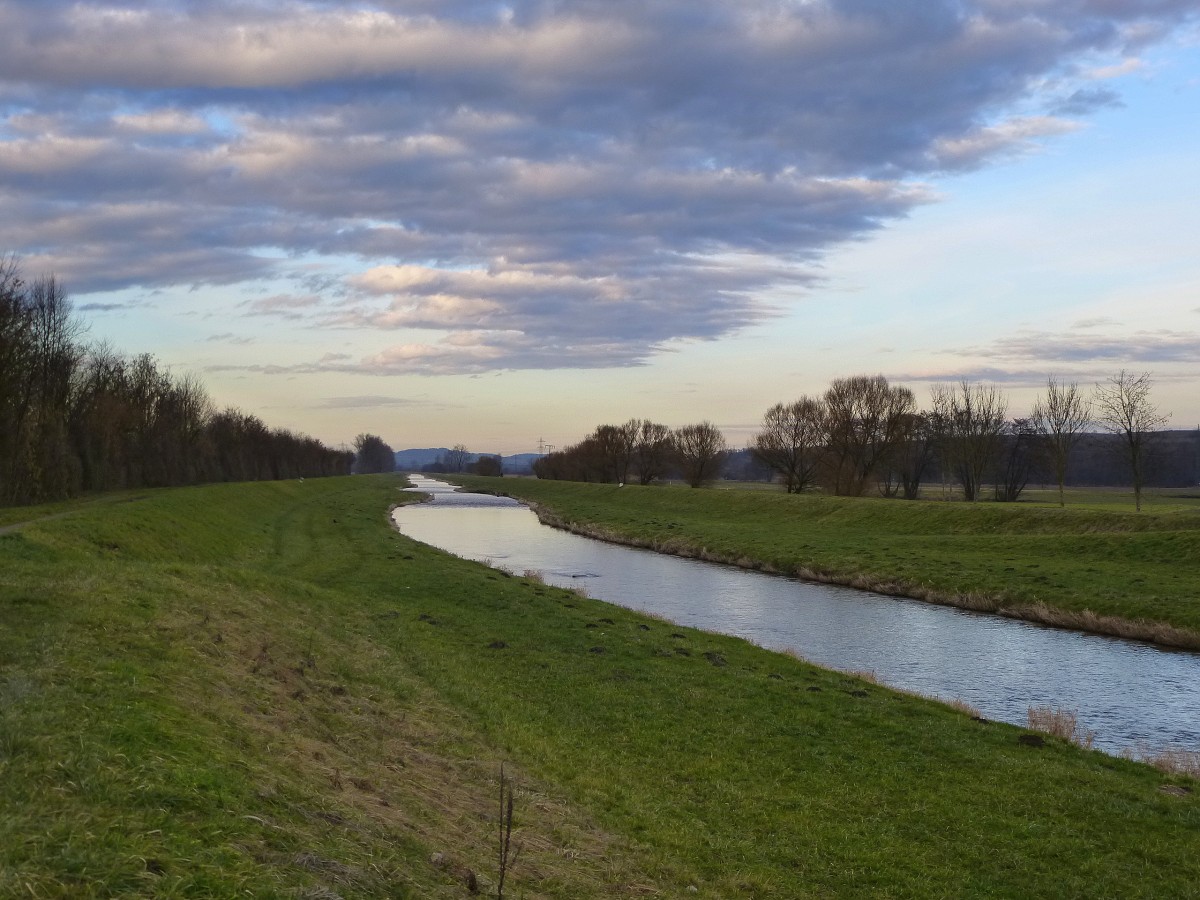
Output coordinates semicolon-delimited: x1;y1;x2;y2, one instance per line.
450;476;1200;648
2;475;1198;897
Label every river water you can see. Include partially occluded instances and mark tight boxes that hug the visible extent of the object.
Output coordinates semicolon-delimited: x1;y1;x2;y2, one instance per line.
393;477;1200;755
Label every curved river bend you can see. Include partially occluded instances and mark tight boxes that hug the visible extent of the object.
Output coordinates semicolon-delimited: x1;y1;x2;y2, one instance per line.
394;477;1200;755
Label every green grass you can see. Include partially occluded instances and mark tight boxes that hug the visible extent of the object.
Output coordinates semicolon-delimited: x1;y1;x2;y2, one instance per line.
451;476;1200;646
3;475;1199;897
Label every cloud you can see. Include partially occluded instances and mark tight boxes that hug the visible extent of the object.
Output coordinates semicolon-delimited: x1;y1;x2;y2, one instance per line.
242;293;324;319
928;117;1081;170
314;395;428;409
206;332;255;345
1086;57;1146;79
1050;86;1125;115
2;0;1196;371
965;328;1200;363
1071;316;1121;330
76;300;133;312
893;367;1074;387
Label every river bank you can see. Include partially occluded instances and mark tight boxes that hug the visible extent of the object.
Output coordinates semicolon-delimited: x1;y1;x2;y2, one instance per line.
2;474;1198;897
449;476;1200;650
396;477;1200;755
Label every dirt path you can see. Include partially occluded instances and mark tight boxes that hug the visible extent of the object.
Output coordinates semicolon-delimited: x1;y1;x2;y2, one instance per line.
0;510;78;536
0;495;148;537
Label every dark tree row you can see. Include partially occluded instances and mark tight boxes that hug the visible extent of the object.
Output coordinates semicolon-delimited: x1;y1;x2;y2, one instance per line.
418;446;503;476
0;259;353;507
750;373;1168;505
532;419;727;488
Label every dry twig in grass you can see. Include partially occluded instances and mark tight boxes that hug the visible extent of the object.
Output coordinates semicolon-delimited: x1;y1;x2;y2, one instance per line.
497;765;520;900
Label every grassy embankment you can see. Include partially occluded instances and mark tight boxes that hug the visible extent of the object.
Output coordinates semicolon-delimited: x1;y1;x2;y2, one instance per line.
2;475;1198;897
450;476;1200;649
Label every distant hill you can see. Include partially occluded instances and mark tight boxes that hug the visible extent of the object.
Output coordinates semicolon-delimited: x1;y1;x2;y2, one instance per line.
393;448;456;470
393;448;542;475
500;453;541;474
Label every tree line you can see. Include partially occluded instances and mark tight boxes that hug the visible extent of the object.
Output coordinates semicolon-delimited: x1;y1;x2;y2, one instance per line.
0;258;354;507
416;444;503;477
533;419;729;488
534;372;1170;507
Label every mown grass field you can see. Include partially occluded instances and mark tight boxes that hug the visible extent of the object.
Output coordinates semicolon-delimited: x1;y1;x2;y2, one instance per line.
2;474;1198;897
452;476;1200;647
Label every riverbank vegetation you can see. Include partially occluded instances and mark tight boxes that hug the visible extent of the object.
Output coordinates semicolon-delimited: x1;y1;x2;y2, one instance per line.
451;476;1200;647
3;475;1198;896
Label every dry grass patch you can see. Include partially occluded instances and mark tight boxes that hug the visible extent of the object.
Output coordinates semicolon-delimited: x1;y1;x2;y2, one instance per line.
146;573;638;898
1124;744;1200;779
1027;706;1096;749
945;698;983;718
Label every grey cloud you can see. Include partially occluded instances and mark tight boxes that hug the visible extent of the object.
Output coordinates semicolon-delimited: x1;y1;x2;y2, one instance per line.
208;328;659;376
1050;86;1126;115
2;1;1196;372
893;367;1079;387
314;395;428;409
1071;316;1121;330
242;293;324;319
77;300;133;312
206;332;255;344
966;329;1200;363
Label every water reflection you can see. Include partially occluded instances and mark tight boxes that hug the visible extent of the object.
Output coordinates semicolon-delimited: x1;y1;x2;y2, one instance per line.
394;477;1200;753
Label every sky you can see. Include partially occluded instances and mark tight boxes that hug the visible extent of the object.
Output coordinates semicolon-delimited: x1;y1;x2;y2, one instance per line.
2;0;1198;454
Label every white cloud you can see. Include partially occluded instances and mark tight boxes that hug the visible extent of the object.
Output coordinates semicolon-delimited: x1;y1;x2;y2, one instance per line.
1087;57;1146;79
929;117;1081;169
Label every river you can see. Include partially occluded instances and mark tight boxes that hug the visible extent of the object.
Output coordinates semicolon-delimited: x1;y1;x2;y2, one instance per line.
393;477;1200;755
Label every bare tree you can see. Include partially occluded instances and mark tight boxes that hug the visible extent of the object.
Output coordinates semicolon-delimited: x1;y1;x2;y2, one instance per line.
353;433;396;474
609;421;641;483
6;274;84;502
928;384;955;500
941;380;1009;502
442;443;472;473
587;424;632;483
994;418;1037;503
672;422;727;488
0;257;31;502
751;397;826;493
471;455;503;477
1031;377;1091;507
630;419;673;485
821;375;916;496
1094;370;1169;511
885;411;940;500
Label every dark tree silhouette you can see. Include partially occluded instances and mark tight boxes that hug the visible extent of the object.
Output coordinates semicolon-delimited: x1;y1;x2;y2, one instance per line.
673;422;727;488
353;434;397;474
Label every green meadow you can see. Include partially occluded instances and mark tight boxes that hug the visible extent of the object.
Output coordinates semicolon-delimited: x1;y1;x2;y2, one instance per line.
452;476;1200;647
2;474;1198;898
